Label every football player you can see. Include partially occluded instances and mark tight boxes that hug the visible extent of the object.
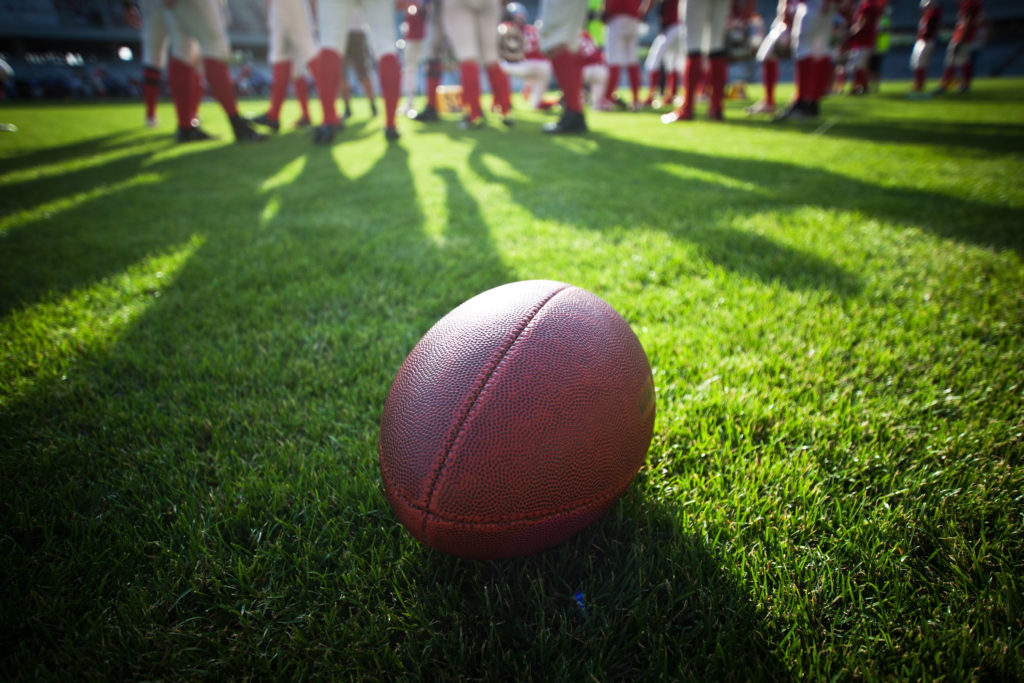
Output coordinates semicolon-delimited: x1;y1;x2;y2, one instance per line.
937;0;984;93
746;0;794;115
642;0;684;108
252;0;317;133
161;0;266;142
310;0;403;143
499;3;555;110
774;0;846;121
662;0;731;123
443;0;513;127
909;0;942;94
537;0;591;133
580;28;611;108
602;0;652;110
844;0;883;95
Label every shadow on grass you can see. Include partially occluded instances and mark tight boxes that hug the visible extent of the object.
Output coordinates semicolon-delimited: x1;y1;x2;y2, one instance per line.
464;126;1022;259
366;496;789;680
735;114;1024;155
0;128;517;676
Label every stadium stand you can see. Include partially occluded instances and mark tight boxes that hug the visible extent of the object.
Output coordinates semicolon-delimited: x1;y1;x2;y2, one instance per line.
0;0;1021;100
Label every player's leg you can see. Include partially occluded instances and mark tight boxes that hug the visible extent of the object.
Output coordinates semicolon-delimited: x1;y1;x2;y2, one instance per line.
139;0;168;127
362;0;402;139
478;0;512;120
309;0;349;142
622;17;642;109
706;0;729;120
539;0;588;133
664;0;706;122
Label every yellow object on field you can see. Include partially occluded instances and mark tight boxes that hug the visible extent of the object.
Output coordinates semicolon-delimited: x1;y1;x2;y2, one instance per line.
437;85;463;114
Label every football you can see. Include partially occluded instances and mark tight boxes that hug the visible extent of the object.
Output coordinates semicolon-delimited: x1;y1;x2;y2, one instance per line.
378;280;656;560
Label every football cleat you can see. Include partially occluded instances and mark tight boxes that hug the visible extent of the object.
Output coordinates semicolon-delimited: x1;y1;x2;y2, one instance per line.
230;116;268;142
660;107;693;124
294;116;312;128
773;100;813;121
251;112;280;133
543;109;587;134
410;105;440;122
745;101;776;115
459;115;485;130
385;126;400;142
312;122;342;145
145;116;158;128
176;124;216;143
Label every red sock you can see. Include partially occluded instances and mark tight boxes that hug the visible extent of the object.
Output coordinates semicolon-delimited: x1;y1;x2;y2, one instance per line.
485;62;511;114
426;58;441;109
682;54;703;115
665;70;677;99
627;63;641;104
167;58;193;128
708;56;726;116
940;65;954;88
294;76;310;118
961;62;973;89
142;66;161;119
605;65;620;103
460;60;482;119
378;53;401;127
202;57;238;117
188;66;202;121
267;61;291;120
647;69;659;100
815;56;832;100
310;49;341;125
795;56;813;101
913;68;925;91
549;48;583;112
763;59;778;105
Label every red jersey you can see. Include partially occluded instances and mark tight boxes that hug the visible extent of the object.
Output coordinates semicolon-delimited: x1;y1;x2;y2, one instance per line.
847;0;882;50
952;0;982;43
917;5;942;41
605;0;643;20
580;30;604;66
522;24;544;60
403;1;427;40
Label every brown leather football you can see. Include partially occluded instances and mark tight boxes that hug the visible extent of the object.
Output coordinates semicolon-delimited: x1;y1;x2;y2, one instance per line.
379;280;655;559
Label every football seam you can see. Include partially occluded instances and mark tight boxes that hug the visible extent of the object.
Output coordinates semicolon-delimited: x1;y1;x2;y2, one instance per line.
419;283;571;537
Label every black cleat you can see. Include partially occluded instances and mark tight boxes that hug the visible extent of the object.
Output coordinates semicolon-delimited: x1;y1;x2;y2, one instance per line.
312;122;342;145
176;124;217;143
370;100;378;117
410;105;439;122
459;115;485;130
230;115;268;142
384;125;400;142
294;116;312;128
774;100;813;122
251;112;280;133
543;109;587;134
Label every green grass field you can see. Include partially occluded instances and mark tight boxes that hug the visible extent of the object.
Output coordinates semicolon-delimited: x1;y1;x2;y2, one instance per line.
1;79;1022;680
